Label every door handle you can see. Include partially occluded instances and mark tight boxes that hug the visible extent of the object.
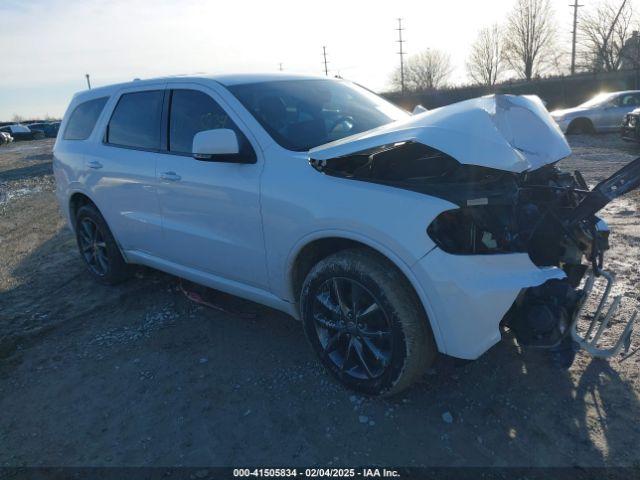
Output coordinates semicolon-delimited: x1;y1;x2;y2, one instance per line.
87;160;103;169
160;171;181;182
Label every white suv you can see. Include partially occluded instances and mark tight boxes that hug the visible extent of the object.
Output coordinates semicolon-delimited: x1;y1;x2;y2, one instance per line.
54;74;638;395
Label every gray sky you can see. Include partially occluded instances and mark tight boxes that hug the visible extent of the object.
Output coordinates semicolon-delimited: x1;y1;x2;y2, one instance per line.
0;0;577;120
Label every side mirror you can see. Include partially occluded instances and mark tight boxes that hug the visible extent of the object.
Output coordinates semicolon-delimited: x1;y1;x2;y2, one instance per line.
192;128;249;162
412;104;428;115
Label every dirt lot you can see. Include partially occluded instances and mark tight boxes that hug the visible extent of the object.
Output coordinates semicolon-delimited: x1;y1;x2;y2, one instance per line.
1;135;639;468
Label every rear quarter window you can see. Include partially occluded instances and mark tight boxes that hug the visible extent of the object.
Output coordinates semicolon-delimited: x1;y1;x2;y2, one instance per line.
63;97;109;140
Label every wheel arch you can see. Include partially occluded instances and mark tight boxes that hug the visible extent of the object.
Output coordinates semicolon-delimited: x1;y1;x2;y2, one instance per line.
68;191;99;231
287;232;445;352
567;117;595;134
67;191;129;262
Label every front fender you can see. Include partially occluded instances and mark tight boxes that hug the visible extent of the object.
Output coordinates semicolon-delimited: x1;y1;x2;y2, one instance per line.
282;229;447;350
411;248;566;358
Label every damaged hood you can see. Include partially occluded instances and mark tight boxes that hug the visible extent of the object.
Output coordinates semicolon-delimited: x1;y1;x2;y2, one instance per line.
310;94;571;173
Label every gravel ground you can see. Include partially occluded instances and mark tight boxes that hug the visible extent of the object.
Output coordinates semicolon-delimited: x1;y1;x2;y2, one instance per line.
0;135;639;468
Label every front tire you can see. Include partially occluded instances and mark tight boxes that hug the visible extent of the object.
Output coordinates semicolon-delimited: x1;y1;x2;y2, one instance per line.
300;249;436;396
75;204;131;285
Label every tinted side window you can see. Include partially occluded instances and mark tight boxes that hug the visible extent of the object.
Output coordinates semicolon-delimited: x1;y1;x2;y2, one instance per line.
169;89;250;156
618;94;640;106
63;97;108;140
107;91;163;149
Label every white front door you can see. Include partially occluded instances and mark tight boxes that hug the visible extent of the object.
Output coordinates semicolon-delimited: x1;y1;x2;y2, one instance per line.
155;85;269;289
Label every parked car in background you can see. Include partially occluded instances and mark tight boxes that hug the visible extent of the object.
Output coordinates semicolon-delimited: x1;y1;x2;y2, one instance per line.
550;90;640;134
54;75;639;395
28;122;61;138
0;131;13;145
0;124;45;141
621;107;640;142
48;121;61;137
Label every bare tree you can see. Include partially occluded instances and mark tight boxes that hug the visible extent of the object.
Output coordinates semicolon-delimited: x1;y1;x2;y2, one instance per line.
11;114;25;123
466;24;506;86
579;1;636;72
504;0;558;80
392;49;453;91
549;49;571;76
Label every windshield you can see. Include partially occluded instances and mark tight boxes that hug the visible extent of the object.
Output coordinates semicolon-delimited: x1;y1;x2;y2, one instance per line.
578;93;615;108
227;79;409;151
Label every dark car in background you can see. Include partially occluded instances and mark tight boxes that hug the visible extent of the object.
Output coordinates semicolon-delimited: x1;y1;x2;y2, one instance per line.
621;107;640;143
28;122;60;138
0;124;45;141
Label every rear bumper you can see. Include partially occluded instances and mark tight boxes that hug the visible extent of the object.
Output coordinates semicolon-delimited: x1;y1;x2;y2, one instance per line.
411;248;565;359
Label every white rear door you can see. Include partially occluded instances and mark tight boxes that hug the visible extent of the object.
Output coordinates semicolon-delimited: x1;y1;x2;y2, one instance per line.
85;84;165;254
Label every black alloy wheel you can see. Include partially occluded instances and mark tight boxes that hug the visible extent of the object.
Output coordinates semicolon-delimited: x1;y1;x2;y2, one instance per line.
77;217;110;277
74;204;132;285
311;277;392;380
301;249;436;396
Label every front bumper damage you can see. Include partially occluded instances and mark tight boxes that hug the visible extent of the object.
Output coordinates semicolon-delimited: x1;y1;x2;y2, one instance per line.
498;158;640;363
504;265;637;365
572;269;636;358
309;94;639;365
621;113;640;143
411;249;566;360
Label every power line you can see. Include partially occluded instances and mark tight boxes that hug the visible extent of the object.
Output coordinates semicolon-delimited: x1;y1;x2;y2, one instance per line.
322;46;329;76
570;0;583;75
396;18;406;93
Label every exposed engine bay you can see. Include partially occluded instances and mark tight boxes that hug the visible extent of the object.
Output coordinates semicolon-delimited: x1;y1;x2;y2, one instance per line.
310;140;640;366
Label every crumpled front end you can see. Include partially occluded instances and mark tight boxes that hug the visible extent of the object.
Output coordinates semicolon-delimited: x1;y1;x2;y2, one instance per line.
310;94;571;173
308;94;640;365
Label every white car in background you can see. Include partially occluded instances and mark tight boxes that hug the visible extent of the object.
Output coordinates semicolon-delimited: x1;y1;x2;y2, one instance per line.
550;90;640;134
0;131;13;145
53;75;639;395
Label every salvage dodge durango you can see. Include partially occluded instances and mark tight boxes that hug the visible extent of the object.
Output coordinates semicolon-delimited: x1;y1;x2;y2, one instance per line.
54;74;639;395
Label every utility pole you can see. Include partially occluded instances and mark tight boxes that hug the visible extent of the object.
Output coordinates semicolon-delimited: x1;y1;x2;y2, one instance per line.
396;18;406;93
634;31;640;89
603;0;628;53
278;62;283;71
600;0;627;70
322;46;329;76
85;74;92;89
570;0;583;75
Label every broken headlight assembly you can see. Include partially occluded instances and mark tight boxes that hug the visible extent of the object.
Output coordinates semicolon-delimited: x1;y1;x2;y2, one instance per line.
427;206;523;255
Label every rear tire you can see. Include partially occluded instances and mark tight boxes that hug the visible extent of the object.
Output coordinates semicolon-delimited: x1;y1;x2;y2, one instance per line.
75;204;132;285
300;249;436;396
